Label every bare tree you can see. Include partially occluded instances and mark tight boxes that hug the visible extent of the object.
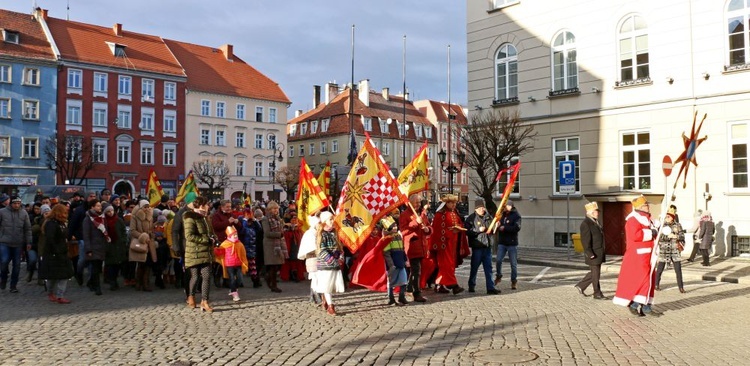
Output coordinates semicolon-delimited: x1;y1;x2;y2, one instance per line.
462;109;537;213
273;166;299;201
192;159;231;201
43;134;96;185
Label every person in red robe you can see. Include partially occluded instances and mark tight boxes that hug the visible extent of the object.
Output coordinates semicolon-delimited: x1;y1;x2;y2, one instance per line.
613;195;658;316
429;194;468;295
400;194;432;302
280;212;305;282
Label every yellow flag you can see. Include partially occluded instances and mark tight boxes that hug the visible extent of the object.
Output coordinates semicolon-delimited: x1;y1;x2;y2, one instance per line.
317;161;332;202
147;169;165;206
297;157;330;232
175;170;199;204
335;137;408;252
397;141;430;196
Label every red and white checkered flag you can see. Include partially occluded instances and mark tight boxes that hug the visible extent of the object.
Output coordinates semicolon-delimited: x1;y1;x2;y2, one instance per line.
362;172;401;215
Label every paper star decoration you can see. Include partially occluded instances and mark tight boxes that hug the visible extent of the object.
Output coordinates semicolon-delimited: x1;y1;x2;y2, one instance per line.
673;111;707;189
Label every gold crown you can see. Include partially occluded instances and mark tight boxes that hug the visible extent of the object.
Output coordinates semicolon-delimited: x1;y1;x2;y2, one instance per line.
379;216;396;230
225;226;238;237
441;194;458;203
584;202;598;212
631;195;649;209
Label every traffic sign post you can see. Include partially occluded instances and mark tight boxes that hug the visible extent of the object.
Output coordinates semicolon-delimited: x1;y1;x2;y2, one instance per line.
559;161;576;258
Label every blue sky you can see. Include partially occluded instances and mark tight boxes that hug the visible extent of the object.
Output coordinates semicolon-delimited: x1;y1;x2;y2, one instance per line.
3;0;467;118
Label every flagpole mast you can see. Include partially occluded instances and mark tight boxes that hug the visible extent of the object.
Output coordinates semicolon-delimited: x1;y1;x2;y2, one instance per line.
347;24;357;166
447;44;453;195
402;34;407;170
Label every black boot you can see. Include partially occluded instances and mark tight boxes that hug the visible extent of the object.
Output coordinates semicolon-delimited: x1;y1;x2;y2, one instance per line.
155;274;165;289
252;276;262;288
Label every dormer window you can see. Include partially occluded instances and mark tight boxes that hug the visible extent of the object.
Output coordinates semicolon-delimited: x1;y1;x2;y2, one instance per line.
106;41;127;57
3;30;19;44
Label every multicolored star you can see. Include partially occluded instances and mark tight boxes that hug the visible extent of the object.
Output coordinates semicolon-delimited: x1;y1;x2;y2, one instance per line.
673;111;707;190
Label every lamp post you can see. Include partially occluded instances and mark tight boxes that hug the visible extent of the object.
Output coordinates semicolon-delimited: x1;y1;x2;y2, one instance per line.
242;181;247;202
267;137;284;202
438;148;465;196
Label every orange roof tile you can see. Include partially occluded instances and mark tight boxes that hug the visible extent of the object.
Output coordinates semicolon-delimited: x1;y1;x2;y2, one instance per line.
46;17;184;76
0;9;55;61
164;39;290;104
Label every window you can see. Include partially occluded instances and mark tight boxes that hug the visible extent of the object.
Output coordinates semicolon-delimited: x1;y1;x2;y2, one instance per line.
383;142;391;156
93;102;108;128
236;104;245;120
0;136;9;156
618;15;649;82
66;100;82;125
321;119;330;132
93;140;107;163
363;117;372;132
163;110;176;135
495;44;518;101
621;131;651;190
0;65;10;83
311;120;318;134
2;30;19;44
22;137;38;158
118;75;132;96
67;69;82;89
415;124;423;138
255;134;263;149
216;102;225;118
163;144;176;166
289;124;297;137
268;135;277;150
424;126;432;139
551;31;578;91
198;102;211;119
140;143;154;165
117;141;131;164
553;137;580;194
200;128;210;145
300;122;308;135
320;141;327;154
23;68;39;86
140;108;154;132
216;130;226;146
731;122;750;188
299;144;305;156
236;131;245;148
164;82;176;102
23;100;40;119
269;108;277;123
94;72;107;95
65;137;82;162
332;140;339;153
289;145;295;157
236;160;245;176
493;0;519;9
141;79;155;101
117;105;132;129
255;161;263;176
0;98;9;118
255;106;263;122
309;143;315;156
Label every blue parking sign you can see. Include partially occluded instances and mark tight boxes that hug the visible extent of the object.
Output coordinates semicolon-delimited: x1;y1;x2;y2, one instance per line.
559;160;576;187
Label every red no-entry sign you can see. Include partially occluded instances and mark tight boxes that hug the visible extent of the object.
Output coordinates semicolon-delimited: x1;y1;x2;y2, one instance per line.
662;155;673;176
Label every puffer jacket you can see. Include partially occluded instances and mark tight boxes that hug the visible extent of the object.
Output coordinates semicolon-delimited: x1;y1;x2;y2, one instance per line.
183;210;213;268
0;206;32;247
82;209;108;261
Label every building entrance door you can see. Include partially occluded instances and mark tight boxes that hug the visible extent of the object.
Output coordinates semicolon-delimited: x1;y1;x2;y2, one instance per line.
602;202;631;255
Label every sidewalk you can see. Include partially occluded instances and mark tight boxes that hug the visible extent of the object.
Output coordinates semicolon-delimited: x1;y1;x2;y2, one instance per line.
513;247;750;284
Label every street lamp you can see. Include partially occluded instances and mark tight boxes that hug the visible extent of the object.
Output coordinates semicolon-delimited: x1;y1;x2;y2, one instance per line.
438;148;465;196
268;142;284;202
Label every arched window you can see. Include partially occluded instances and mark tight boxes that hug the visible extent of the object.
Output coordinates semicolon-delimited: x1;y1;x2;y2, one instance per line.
728;0;750;66
495;44;518;101
618;15;649;82
551;31;578;91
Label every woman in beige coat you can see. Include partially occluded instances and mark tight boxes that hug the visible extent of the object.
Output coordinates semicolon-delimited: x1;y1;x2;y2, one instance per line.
261;201;288;292
129;200;156;291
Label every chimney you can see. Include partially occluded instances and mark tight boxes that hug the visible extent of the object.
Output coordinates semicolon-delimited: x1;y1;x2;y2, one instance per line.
33;8;48;20
382;87;389;101
113;23;122;37
313;85;321;107
295;110;304;118
358;79;370;106
220;44;234;61
325;82;339;104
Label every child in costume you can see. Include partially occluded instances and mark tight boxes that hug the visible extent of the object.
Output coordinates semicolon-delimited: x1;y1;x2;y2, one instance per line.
214;226;248;302
379;212;408;306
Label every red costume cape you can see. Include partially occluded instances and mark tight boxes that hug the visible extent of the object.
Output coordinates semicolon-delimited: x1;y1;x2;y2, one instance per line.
613;210;657;306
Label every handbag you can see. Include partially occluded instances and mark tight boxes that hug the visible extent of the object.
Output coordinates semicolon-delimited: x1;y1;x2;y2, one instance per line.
677;241;685;252
130;239;148;253
67;240;79;258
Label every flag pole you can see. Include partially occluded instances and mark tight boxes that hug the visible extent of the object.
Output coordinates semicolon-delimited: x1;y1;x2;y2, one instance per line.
347;24;357;166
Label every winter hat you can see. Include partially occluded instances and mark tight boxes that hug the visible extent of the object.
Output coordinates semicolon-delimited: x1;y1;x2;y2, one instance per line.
319;211;334;223
156;215;167;224
474;199;485;209
110;194;120;203
103;204;115;214
165;211;175;220
101;202;112;212
40;204;51;215
506;200;514;207
0;194;9;203
138;200;150;209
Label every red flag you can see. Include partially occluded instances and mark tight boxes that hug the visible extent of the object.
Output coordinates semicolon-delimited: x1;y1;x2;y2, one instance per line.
488;160;522;232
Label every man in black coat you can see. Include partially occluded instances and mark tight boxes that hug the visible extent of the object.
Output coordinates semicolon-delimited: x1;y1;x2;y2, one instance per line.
574;202;608;300
465;199;499;295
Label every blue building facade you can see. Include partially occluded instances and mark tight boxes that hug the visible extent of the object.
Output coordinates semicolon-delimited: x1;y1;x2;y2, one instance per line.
0;58;58;196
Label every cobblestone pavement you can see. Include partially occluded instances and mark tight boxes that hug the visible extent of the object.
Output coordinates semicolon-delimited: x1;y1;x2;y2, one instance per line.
1;263;750;366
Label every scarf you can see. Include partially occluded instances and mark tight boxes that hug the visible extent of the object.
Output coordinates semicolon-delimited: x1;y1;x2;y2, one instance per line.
104;214;119;244
268;214;282;234
89;210;111;243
